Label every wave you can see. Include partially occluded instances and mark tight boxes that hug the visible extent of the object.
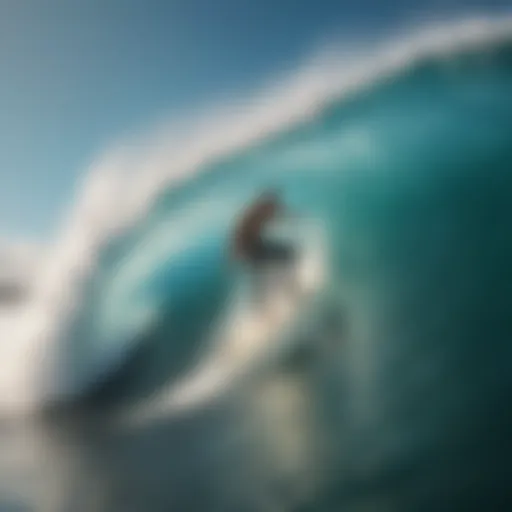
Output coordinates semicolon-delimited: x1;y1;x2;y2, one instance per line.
0;14;511;416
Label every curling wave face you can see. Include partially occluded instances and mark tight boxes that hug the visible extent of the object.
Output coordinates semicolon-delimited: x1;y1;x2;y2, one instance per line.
0;16;511;422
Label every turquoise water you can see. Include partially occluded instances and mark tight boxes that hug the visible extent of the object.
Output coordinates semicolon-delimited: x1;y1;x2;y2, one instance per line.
92;38;512;400
1;26;512;512
87;38;512;510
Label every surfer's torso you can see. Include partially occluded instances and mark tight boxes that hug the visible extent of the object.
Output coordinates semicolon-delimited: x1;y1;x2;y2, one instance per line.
232;195;281;261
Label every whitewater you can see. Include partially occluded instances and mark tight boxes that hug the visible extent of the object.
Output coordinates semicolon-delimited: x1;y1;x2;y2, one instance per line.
1;13;512;511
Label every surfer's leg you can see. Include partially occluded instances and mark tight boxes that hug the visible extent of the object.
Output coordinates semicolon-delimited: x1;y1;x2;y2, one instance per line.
252;240;301;301
248;241;281;311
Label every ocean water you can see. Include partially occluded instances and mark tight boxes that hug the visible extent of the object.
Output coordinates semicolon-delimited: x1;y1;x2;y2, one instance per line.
1;16;512;512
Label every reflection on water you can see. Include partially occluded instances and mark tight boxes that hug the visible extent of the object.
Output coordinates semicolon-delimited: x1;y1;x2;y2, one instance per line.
0;337;342;512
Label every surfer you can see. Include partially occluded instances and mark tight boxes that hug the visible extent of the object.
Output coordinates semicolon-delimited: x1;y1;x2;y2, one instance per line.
230;189;298;308
230;190;296;269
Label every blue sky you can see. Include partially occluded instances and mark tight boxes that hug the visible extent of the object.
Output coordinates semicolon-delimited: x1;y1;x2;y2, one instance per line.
0;0;509;240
